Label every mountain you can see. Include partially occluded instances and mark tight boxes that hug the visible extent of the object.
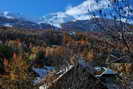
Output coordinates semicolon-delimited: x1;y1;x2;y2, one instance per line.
1;0;133;31
0;11;56;30
0;11;17;19
40;0;133;28
61;18;131;32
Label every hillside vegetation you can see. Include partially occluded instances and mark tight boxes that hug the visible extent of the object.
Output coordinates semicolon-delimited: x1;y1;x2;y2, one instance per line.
0;27;133;89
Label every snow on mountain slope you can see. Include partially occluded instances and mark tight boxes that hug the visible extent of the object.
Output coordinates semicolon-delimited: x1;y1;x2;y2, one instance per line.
40;0;133;27
0;11;56;29
0;11;22;19
0;11;15;19
0;11;24;27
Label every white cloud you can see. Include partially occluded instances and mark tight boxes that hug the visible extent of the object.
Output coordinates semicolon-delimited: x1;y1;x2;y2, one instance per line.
65;0;110;16
53;0;110;24
41;0;133;27
40;0;111;27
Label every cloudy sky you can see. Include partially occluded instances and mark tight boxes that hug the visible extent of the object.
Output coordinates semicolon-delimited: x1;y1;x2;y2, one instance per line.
38;0;133;27
0;0;133;27
0;0;83;19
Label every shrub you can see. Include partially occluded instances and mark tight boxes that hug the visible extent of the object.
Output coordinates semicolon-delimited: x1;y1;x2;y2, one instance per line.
0;44;13;59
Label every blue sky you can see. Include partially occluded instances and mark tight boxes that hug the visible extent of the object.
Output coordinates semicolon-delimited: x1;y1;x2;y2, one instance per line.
0;0;83;19
0;0;133;25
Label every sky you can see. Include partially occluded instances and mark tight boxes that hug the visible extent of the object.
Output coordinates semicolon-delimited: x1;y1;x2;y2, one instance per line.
0;0;133;27
0;0;84;19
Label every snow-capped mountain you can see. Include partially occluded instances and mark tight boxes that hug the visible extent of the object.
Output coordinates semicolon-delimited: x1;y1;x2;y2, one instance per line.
40;0;133;28
0;11;16;19
0;0;133;31
0;11;25;20
0;11;56;29
0;11;15;19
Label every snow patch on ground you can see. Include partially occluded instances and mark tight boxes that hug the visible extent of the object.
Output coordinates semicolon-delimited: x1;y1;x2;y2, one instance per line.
33;66;55;84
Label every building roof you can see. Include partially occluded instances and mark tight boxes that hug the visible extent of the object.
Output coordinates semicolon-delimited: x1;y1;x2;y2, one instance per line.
95;67;117;78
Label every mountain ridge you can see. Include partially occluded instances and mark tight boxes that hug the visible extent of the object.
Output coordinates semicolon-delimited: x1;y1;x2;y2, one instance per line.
0;12;56;30
61;17;132;32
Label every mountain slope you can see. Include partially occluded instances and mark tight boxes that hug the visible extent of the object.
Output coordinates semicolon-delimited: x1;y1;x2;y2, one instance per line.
61;18;131;32
0;12;56;30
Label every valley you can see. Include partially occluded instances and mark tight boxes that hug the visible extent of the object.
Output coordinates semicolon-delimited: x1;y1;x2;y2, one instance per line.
0;0;133;89
0;26;132;89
